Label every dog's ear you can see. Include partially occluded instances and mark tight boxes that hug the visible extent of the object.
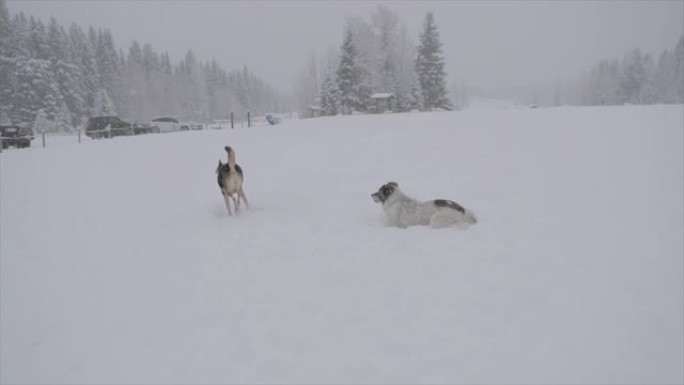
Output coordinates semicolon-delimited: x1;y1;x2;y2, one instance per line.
217;159;223;167
387;181;398;187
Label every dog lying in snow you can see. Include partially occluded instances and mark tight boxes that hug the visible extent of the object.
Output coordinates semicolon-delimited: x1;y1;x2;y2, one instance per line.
371;182;477;229
216;146;249;216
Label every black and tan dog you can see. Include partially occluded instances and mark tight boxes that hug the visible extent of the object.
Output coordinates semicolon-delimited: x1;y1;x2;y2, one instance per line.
216;146;249;216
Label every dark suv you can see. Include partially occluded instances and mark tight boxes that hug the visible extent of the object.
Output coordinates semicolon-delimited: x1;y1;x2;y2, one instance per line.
86;116;135;139
1;125;34;149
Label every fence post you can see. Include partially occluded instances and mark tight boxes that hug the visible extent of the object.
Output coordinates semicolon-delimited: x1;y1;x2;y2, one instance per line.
42;131;46;148
247;110;251;127
0;136;3;153
231;111;234;129
78;129;81;144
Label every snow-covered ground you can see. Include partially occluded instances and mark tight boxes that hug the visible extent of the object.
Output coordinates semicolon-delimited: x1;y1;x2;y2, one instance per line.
1;105;682;384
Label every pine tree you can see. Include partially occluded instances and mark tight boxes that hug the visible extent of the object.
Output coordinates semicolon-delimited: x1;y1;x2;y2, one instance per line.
345;17;376;112
0;0;14;120
32;108;51;133
674;35;684;103
123;40;146;120
69;23;100;115
92;88;116;116
48;18;83;125
409;82;423;111
0;0;10;49
415;12;451;111
95;29;121;110
319;74;339;116
54;101;73;132
13;54;63;126
336;29;361;114
28;16;50;60
638;54;657;104
620;49;647;104
372;6;399;94
393;24;417;112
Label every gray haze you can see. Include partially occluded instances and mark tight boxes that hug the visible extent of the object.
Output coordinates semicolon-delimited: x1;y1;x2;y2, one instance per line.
8;0;683;93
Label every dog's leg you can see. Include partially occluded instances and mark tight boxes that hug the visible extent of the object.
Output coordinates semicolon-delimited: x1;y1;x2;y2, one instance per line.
231;194;240;215
222;191;233;216
238;188;250;210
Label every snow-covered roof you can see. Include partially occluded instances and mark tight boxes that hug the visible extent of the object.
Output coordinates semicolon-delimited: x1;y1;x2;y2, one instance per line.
371;93;394;99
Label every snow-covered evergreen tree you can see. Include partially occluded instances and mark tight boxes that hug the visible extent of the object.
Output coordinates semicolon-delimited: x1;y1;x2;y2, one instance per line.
13;55;62;126
28;16;50;60
637;54;658;104
32;108;51;133
409;82;423;111
0;0;14;120
372;6;399;94
674;36;684;103
415;12;451;111
345;17;376;112
48;18;83;125
393;23;417;112
0;111;11;125
336;29;362;114
655;49;677;103
95;29;119;93
620;48;646;104
92;88;116;116
69;23;100;116
319;74;339;116
54;101;73;132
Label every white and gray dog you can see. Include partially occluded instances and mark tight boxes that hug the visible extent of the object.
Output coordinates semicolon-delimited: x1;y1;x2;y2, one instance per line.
371;182;477;229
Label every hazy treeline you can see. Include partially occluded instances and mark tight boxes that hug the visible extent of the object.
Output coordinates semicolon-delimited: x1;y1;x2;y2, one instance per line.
0;0;288;132
514;36;684;107
294;6;460;118
572;36;684;106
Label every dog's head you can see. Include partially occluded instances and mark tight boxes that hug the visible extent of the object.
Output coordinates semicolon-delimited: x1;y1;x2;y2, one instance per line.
371;181;398;203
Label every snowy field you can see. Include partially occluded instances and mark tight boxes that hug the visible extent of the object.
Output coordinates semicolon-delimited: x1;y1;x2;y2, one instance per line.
1;105;682;384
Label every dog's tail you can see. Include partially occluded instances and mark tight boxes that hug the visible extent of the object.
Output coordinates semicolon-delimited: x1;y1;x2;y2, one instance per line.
225;146;236;169
464;210;478;225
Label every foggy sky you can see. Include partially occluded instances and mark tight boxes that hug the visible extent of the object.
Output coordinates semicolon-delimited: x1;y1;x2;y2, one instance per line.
8;0;683;93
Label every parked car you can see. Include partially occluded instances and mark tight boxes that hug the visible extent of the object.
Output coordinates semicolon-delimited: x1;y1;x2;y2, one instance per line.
86;116;135;139
209;119;231;129
0;124;34;149
179;122;203;131
151;117;180;133
265;113;281;125
133;123;160;135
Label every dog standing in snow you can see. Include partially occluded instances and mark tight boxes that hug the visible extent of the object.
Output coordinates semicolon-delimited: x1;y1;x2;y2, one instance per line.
216;146;249;216
371;182;477;229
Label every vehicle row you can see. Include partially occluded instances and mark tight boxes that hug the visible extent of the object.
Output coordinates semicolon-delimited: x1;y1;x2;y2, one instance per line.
86;116;203;139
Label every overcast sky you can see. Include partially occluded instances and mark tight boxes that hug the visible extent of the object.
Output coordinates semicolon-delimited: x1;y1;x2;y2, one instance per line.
7;0;684;93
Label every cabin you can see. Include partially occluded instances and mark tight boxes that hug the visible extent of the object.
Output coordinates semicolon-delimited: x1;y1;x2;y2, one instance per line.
308;105;323;118
371;93;395;113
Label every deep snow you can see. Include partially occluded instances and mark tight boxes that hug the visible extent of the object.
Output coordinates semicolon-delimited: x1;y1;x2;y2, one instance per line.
1;105;683;384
